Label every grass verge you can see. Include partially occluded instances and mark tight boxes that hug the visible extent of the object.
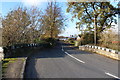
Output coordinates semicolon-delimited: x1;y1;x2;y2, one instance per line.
2;58;17;77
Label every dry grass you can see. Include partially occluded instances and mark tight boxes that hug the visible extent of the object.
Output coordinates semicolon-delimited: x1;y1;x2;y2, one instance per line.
99;43;119;51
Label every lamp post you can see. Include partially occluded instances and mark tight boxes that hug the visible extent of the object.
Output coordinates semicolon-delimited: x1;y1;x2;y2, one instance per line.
118;1;120;47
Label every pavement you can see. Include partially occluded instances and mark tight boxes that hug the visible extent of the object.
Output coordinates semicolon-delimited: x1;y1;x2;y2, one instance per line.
24;42;119;79
3;58;24;78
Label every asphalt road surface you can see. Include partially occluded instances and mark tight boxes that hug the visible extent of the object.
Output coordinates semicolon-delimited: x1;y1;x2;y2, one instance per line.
24;42;119;79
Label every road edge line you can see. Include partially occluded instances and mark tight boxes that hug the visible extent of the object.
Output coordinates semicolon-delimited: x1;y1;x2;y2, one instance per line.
20;57;27;78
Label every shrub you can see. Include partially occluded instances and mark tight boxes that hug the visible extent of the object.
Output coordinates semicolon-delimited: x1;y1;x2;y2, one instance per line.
81;32;94;45
67;38;75;44
99;29;119;51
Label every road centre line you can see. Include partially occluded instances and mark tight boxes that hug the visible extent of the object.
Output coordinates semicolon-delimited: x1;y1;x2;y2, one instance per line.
62;46;85;63
62;48;64;51
65;51;85;63
105;72;120;79
61;46;63;49
62;45;119;78
61;46;64;51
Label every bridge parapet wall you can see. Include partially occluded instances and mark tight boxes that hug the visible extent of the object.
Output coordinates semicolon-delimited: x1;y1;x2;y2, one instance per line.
0;43;50;61
79;45;120;60
0;47;4;61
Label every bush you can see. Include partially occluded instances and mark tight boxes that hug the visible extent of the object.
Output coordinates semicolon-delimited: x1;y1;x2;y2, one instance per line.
99;30;119;51
81;32;94;45
67;38;75;44
41;38;57;47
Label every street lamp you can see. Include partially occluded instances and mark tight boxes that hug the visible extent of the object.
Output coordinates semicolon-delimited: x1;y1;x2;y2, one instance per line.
116;3;119;38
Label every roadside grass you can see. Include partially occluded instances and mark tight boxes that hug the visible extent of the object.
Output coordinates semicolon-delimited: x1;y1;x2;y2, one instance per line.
2;58;17;77
2;46;43;77
2;41;55;78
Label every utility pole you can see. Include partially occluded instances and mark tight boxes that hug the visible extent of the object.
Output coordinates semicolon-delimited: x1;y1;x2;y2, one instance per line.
94;14;97;45
118;1;120;48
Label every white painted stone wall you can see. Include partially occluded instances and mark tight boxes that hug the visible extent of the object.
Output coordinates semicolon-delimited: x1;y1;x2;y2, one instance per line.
79;45;120;60
0;47;4;61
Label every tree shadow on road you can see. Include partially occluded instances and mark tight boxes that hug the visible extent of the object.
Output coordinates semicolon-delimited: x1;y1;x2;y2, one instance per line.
24;56;38;78
31;43;66;59
62;42;93;55
29;42;93;59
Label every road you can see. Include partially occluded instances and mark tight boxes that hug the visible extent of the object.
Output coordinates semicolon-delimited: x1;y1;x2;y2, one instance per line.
24;42;119;79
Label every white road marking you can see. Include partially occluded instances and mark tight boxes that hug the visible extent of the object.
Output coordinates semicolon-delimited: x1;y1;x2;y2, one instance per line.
105;72;120;79
65;52;85;63
61;46;64;51
61;46;63;49
62;45;119;79
62;46;85;63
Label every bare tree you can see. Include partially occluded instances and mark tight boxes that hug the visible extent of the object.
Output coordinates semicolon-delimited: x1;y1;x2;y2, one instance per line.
41;2;65;39
0;14;2;46
24;7;43;43
2;7;30;46
99;29;119;50
2;7;43;46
